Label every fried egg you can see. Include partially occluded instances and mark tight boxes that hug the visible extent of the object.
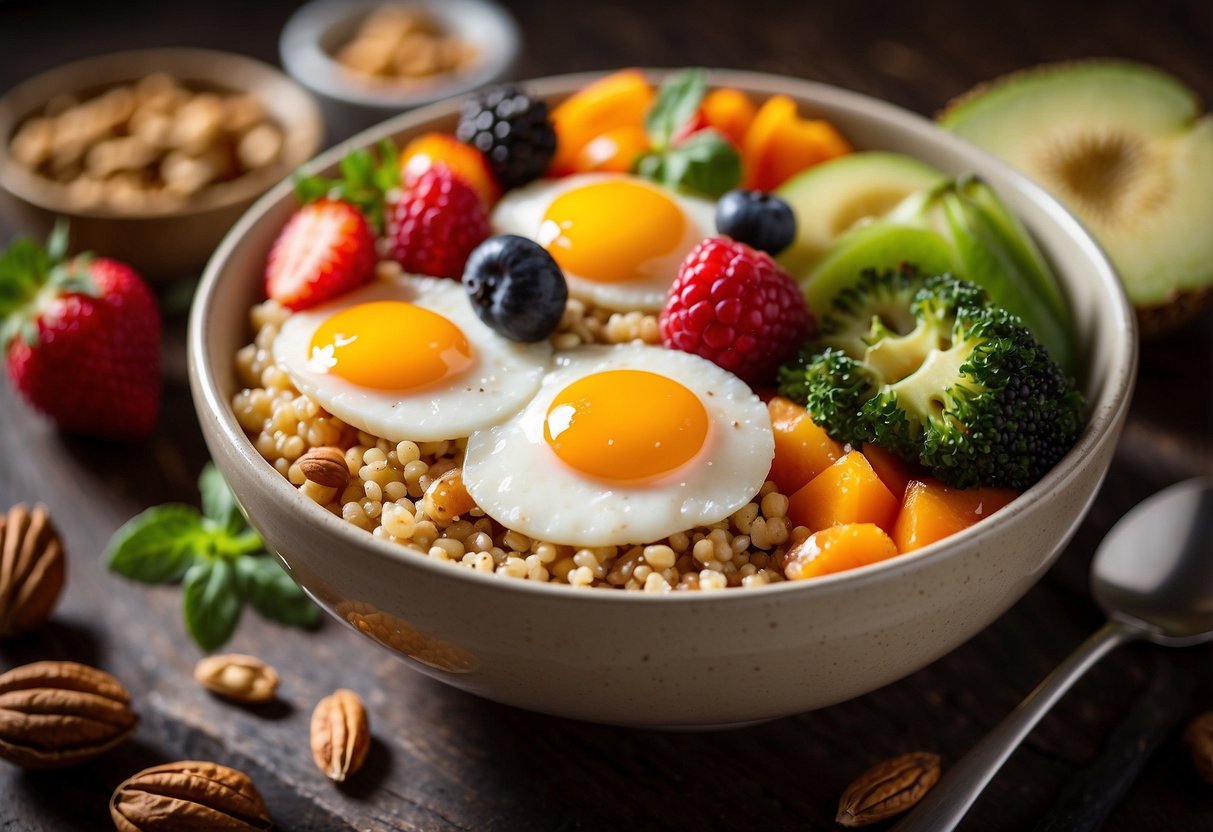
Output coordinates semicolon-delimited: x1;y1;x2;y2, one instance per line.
273;275;552;442
490;172;715;313
462;343;774;546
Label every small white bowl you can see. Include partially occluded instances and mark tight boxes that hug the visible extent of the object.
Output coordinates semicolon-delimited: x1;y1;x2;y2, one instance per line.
279;0;520;140
190;70;1137;728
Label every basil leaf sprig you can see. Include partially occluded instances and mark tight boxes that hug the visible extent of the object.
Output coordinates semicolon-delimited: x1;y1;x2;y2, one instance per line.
633;68;742;199
106;463;321;651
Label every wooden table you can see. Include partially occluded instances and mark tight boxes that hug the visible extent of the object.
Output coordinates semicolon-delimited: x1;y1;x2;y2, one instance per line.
2;0;1211;828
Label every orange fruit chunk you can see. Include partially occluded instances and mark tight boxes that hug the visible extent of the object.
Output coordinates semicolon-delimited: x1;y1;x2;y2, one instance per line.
742;95;853;191
767;396;846;495
702;88;756;146
400;133;501;207
571;125;651;173
892;479;1019;553
787;450;899;533
784;523;899;580
550;69;654;176
861;443;916;502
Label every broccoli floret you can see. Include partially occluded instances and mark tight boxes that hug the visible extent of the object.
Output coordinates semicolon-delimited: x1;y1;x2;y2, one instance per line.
779;269;1084;490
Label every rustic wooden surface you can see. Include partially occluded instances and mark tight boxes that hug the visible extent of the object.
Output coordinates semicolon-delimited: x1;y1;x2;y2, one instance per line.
1;0;1212;829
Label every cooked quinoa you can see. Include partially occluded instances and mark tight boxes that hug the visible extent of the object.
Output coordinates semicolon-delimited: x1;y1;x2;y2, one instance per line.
232;265;806;592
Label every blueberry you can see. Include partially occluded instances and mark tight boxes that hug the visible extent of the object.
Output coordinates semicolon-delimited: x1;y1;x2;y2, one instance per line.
714;189;797;255
463;235;568;342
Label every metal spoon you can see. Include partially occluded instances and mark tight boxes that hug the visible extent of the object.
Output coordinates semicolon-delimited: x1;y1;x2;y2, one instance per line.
894;477;1213;832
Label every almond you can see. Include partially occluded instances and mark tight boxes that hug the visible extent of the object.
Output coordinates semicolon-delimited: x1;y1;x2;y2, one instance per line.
194;654;279;704
310;688;370;782
298;447;351;489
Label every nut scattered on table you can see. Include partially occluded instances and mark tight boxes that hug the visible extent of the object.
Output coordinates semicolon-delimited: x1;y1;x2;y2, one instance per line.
7;72;286;212
194;654;280;704
836;751;942;827
333;5;477;83
310;688;370;782
298;446;352;490
110;760;272;832
1183;711;1213;785
0;660;138;769
0;503;66;638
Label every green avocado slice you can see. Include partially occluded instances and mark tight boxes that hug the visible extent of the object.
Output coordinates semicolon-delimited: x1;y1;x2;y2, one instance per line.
941;60;1213;324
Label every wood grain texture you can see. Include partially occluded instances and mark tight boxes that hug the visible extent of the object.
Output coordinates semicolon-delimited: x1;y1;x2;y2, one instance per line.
1;0;1211;829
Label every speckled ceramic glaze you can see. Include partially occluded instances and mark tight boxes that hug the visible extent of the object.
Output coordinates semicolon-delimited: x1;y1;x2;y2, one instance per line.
188;70;1137;728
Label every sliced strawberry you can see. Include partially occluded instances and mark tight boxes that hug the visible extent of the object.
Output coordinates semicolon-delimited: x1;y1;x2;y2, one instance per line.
1;227;161;440
265;199;376;310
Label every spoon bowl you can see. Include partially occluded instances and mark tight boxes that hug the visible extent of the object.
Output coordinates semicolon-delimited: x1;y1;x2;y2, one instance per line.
896;477;1213;831
1094;478;1213;644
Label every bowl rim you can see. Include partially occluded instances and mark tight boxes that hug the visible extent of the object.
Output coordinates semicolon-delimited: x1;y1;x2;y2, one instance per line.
278;0;521;110
189;67;1138;605
0;47;325;221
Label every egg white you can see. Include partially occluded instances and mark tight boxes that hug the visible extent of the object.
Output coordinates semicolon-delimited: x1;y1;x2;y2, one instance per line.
490;173;716;313
462;343;774;547
273;275;552;442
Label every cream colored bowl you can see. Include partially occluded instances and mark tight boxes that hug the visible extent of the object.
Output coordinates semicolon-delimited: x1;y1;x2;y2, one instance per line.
188;70;1136;728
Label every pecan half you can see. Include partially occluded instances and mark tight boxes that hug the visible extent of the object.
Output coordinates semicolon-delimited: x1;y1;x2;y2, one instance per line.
0;503;66;637
110;760;272;831
310;688;370;782
194;654;279;704
836;751;942;827
0;660;138;768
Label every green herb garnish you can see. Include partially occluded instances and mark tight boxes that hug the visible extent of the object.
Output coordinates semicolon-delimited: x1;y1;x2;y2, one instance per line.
293;139;400;234
106;463;321;651
633;68;741;198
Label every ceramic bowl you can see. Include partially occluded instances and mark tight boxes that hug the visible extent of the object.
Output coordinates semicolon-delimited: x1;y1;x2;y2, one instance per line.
279;0;520;141
0;48;324;280
189;70;1137;728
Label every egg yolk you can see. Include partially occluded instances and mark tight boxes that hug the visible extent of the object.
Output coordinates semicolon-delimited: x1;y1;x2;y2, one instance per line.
308;301;473;390
540;180;687;283
544;370;709;483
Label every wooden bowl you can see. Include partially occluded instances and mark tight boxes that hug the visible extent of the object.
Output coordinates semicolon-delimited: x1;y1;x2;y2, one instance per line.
0;48;324;279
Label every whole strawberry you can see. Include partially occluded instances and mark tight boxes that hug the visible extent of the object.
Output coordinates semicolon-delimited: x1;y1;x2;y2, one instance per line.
387;166;489;280
1;226;161;439
660;237;813;387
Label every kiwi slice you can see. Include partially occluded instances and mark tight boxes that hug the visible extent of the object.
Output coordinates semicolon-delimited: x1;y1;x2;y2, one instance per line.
940;60;1213;332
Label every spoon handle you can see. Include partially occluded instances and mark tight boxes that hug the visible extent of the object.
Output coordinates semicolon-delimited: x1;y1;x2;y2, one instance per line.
892;618;1140;832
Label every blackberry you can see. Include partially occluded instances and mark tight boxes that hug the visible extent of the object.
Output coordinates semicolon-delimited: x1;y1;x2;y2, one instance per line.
463;235;567;342
715;189;797;256
456;86;557;190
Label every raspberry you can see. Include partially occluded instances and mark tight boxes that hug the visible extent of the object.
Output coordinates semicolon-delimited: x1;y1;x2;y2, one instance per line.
387;167;490;279
659;237;814;386
456;86;557;190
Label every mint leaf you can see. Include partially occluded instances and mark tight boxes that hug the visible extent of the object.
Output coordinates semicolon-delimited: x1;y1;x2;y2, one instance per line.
293;174;333;204
645;69;707;150
236;556;321;630
106;504;204;584
634;128;741;199
199;464;246;536
183;559;242;651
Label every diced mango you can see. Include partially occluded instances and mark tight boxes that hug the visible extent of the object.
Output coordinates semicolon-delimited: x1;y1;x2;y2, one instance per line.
784;523;899;580
787;451;899;533
742;95;852;191
892;479;1019;553
550;70;654;175
400;132;500;206
702;88;756;146
768;396;846;495
861;443;915;502
572;125;650;173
